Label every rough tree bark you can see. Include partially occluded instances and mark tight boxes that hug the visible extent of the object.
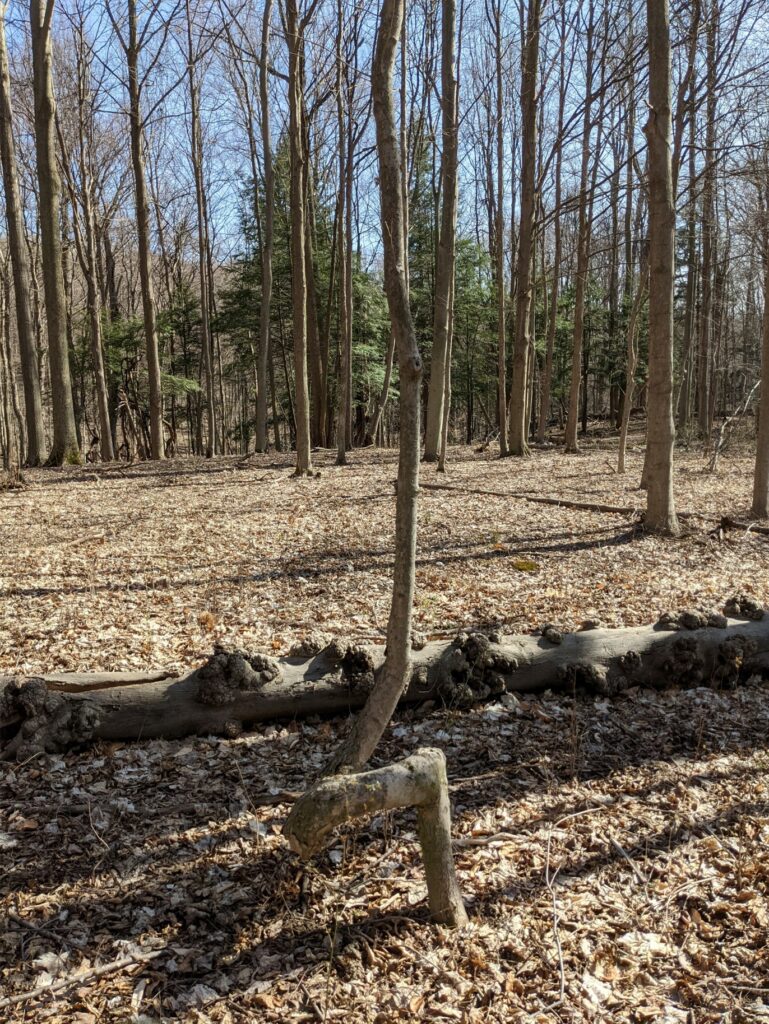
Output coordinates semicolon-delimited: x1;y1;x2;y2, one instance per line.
335;0;350;466
492;0;508;457
186;0;217;458
116;0;165;460
752;172;769;518
255;0;275;454
30;0;80;466
424;0;458;463
508;0;541;457
536;0;567;444
644;0;679;534
286;0;313;477
564;0;595;454
2;603;767;761
58;17;115;463
0;3;45;466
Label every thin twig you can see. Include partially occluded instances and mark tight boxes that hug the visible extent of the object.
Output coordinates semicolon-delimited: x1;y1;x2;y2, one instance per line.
0;950;165;1010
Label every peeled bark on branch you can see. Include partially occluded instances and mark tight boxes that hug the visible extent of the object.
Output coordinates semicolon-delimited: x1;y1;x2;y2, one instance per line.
2;603;767;761
284;747;468;927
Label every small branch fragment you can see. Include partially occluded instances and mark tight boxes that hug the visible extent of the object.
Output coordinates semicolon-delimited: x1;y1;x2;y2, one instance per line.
283;747;468;927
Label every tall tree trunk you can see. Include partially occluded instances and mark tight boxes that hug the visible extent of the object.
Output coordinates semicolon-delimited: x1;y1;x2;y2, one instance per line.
676;108;698;429
424;0;459;462
185;0;216;458
697;1;718;442
644;0;679;535
536;1;566;444
564;1;595;453
126;0;164;460
752;180;769;517
493;0;508;456
327;0;423;773
335;0;350;466
255;0;274;453
286;0;313;476
30;0;80;465
508;0;541;456
65;23;114;463
0;7;45;465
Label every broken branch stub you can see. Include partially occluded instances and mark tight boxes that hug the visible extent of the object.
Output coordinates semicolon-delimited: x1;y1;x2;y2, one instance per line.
283;747;469;928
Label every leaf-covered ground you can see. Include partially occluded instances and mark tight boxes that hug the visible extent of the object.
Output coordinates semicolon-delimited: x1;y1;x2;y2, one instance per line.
2;440;769;1022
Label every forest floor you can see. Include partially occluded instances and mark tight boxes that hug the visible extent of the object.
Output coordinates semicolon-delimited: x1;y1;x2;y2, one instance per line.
2;431;769;1022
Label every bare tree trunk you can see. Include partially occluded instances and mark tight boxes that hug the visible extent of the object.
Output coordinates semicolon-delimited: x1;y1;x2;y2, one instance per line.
644;0;679;535
564;1;595;453
752;175;769;517
697;1;718;442
255;0;275;454
335;0;350;466
437;267;455;472
493;0;508;457
185;0;216;458
61;20;114;463
617;260;648;474
536;0;566;444
286;0;313;476
326;0;423;773
124;0;164;460
0;6;45;465
508;0;541;456
424;0;458;462
30;0;80;466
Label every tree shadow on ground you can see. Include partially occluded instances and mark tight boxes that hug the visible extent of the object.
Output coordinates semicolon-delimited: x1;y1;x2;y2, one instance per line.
2;522;637;601
3;676;768;1017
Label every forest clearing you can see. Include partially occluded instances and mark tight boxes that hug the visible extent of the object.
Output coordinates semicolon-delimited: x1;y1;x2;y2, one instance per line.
2;440;769;1022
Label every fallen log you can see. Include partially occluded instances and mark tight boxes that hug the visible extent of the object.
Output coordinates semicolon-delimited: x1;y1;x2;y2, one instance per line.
1;596;767;760
419;482;705;521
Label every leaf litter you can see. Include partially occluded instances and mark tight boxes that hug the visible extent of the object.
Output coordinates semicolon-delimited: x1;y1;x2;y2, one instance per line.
1;442;768;1022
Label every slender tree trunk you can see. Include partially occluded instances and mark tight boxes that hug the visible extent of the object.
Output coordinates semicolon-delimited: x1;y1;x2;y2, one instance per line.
697;2;718;442
286;0;313;476
326;0;423;773
644;0;679;535
677;110;698;429
30;0;79;465
564;2;594;453
508;0;541;456
537;2;566;444
335;0;350;465
617;259;648;474
255;0;275;453
0;7;45;465
126;0;164;460
424;0;459;462
185;0;216;458
65;25;114;463
493;0;508;457
752;185;769;517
